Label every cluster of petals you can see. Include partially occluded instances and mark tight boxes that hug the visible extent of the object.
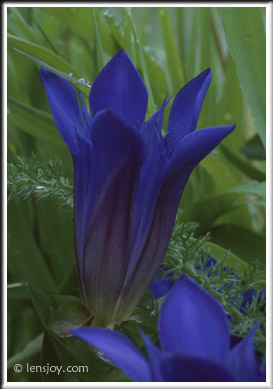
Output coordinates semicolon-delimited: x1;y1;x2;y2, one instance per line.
41;50;235;326
72;275;265;382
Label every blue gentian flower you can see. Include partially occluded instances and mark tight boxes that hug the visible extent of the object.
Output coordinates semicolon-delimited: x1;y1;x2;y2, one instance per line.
41;50;235;327
72;275;265;382
149;259;266;359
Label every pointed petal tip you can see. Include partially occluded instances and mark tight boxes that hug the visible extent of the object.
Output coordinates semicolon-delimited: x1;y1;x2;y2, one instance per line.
220;123;236;137
167;67;214;143
40;66;54;80
70;328;80;336
111;49;130;64
197;68;212;84
71;326;151;382
198;123;236;140
40;66;49;80
39;65;82;154
39;66;59;88
89;49;148;128
117;48;130;59
205;67;212;76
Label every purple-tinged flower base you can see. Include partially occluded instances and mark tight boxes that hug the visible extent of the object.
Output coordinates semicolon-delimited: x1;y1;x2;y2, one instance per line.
41;50;235;327
72;275;265;382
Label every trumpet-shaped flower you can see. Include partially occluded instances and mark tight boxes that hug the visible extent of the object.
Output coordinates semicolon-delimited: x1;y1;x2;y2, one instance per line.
41;50;235;326
72;275;266;382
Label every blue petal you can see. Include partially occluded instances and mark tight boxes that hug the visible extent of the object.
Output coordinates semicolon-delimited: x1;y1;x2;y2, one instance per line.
165;68;212;155
41;69;94;282
79;94;92;138
72;133;94;292
149;267;174;299
149;276;173;299
228;323;266;382
71;327;151;382
140;330;236;382
159;354;236;382
115;154;194;321
115;126;234;321
126;124;234;307
140;330;164;381
81;109;145;325
89;50;148;129
115;165;186;321
111;103;170;315
165;124;235;177
139;96;169;157
122;100;169;284
40;67;81;153
159;275;230;361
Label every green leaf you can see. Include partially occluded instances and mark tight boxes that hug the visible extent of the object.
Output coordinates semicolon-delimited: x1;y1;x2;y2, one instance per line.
7;333;43;370
91;8;106;72
143;49;169;111
176;8;201;82
219;8;266;148
220;145;266;182
47;297;92;338
41;332;63;382
41;331;110;382
200;154;238;192
121;7;156;115
8;33;77;75
202;241;250;273
182;192;247;234
232;181;266;198
37;7;117;55
34;201;75;287
26;283;90;337
122;8;137;64
8;201;57;291
209;224;266;267
37;7;94;42
102;7;123;45
198;8;218;129
103;8;168;110
26;283;54;329
26;283;111;381
57;262;79;295
8;7;40;43
241;134;266;160
159;7;185;94
7;287;43;364
8;41;91;95
215;56;245;181
201;241;265;290
138;7;150;46
8;96;64;146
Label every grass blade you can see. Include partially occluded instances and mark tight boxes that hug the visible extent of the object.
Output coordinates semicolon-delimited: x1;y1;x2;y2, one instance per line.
219;7;266;148
159;7;185;94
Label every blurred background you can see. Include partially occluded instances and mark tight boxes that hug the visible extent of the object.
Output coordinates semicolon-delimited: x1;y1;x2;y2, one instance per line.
7;6;266;381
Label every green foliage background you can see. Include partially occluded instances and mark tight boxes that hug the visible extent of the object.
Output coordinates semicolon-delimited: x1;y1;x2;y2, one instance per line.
7;6;266;382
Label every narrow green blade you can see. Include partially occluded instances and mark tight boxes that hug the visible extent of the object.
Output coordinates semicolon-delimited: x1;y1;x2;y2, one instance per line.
219;7;266;148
